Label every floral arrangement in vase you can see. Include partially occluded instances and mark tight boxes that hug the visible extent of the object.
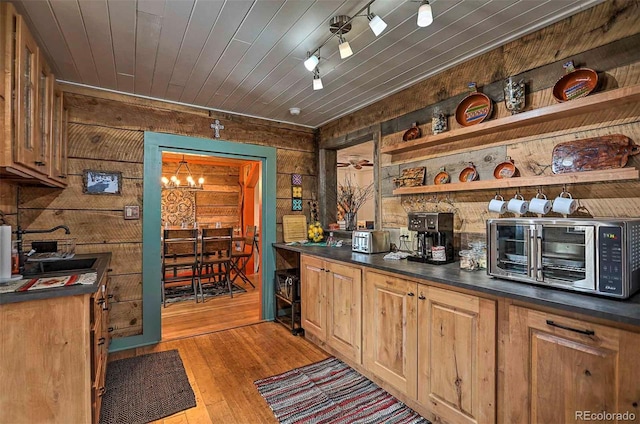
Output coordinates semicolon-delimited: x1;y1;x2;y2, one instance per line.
337;174;374;231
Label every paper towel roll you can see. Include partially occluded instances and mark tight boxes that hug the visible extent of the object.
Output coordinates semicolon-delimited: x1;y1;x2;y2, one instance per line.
0;225;11;280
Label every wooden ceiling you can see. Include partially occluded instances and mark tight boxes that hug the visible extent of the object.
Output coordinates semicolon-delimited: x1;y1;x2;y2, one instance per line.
14;0;602;128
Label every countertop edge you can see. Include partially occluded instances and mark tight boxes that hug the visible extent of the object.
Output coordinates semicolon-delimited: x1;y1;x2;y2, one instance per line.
0;253;112;304
274;243;640;328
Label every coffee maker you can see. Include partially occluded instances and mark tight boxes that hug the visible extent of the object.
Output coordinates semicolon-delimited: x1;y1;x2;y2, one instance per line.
407;212;454;264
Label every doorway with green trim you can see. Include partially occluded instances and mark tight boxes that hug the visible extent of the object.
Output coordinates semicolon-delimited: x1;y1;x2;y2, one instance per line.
109;132;277;352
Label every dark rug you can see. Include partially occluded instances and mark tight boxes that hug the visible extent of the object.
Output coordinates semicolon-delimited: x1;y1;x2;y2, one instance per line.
254;357;430;424
165;280;246;304
100;350;196;424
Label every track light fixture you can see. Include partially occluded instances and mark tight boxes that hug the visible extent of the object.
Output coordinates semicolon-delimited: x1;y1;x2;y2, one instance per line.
304;51;319;72
313;69;323;90
367;7;387;37
303;0;412;91
338;34;353;59
417;0;433;27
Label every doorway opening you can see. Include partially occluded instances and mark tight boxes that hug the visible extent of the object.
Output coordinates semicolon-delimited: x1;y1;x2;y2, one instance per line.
160;151;263;340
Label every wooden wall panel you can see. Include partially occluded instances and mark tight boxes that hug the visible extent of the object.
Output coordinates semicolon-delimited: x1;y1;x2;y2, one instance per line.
17;85;317;339
65;93;315;151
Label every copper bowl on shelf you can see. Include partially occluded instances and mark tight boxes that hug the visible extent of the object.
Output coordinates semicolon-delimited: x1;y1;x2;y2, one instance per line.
455;93;493;126
433;168;450;185
552;68;598;102
402;125;421;141
493;157;518;179
459;163;478;182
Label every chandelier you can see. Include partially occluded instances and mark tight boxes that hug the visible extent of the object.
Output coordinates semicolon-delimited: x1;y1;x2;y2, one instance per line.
161;155;204;190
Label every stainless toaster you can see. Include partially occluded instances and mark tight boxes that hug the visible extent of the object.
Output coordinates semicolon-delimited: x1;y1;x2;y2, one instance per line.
352;230;390;254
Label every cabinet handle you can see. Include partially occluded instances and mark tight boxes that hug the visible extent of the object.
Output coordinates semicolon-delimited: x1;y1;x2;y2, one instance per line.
418;294;426;300
546;320;595;336
107;294;114;299
108;327;114;333
107;268;113;272
98;337;106;345
58;175;67;179
35;161;45;166
98;387;106;396
97;298;105;305
407;292;415;297
325;269;330;273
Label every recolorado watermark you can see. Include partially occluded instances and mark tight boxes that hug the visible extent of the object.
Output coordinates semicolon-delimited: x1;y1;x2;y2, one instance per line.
576;410;636;421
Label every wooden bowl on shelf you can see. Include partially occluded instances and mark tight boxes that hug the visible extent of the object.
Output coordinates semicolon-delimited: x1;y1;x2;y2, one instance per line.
455;93;493;126
552;68;598;102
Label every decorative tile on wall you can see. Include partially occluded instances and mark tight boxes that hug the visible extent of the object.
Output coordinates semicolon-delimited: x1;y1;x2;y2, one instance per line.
162;189;196;226
291;174;303;211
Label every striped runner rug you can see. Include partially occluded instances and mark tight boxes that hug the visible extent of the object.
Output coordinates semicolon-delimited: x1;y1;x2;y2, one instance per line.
254;357;430;424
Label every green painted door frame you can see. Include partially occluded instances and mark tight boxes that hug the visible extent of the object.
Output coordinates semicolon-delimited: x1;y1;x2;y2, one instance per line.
109;132;277;352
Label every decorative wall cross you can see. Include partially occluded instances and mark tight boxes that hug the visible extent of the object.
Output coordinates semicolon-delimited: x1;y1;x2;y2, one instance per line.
210;119;224;138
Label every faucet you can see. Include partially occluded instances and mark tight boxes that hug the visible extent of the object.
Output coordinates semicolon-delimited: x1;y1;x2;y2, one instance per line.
13;225;71;272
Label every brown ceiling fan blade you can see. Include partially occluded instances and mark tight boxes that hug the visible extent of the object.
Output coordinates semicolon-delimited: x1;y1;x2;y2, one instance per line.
337;162;350;167
360;162;374;166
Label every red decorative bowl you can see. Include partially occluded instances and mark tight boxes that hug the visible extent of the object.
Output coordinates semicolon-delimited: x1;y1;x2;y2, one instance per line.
493;159;518;179
459;164;478;182
552;68;598;102
455;93;493;126
402;126;421;141
433;170;450;185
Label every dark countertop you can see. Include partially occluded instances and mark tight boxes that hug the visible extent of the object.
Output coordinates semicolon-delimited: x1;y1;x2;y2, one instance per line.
0;252;111;305
274;243;640;327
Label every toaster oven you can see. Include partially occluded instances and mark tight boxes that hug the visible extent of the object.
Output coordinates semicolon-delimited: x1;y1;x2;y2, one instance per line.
487;218;640;299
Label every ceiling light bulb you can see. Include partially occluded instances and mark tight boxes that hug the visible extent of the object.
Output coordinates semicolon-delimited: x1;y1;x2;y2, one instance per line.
303;54;319;71
368;13;387;37
187;175;194;184
417;0;433;27
161;176;169;184
198;177;204;185
313;76;323;91
175;179;180;186
170;175;177;182
338;36;352;59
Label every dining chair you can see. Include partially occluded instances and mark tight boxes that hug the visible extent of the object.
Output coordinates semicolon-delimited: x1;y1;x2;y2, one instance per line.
162;229;199;307
198;227;234;300
230;225;257;288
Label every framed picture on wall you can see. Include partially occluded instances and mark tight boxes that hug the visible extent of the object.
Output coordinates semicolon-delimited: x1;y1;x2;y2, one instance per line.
83;170;122;195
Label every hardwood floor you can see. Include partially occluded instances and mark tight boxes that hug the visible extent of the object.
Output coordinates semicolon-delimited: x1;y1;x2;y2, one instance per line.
109;322;329;423
161;274;262;341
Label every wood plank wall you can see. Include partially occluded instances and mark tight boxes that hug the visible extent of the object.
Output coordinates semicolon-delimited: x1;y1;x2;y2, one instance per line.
16;87;316;338
319;1;640;248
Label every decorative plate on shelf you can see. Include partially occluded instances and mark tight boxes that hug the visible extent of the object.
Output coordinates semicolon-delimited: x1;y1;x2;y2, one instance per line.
455;93;492;126
552;61;598;102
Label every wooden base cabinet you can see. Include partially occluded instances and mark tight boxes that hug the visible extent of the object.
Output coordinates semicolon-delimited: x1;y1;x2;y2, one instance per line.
417;286;496;424
504;306;640;424
300;254;362;363
0;273;110;424
363;271;496;423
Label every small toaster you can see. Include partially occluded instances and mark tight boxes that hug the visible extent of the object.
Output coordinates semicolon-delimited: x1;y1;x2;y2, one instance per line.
352;230;390;254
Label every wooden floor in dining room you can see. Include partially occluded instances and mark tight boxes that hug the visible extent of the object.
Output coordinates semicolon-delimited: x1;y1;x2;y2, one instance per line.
161;273;263;341
109;322;329;424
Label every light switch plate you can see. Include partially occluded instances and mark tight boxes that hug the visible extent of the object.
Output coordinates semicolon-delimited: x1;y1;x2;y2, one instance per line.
124;205;140;220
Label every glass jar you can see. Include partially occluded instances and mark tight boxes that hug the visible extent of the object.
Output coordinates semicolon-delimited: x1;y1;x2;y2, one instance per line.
469;241;487;269
459;250;478;271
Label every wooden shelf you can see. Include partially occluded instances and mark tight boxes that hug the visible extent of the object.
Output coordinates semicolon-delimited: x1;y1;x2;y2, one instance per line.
381;84;640;156
392;168;640;195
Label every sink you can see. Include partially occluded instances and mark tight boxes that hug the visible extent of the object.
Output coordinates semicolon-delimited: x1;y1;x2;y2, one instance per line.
24;258;98;276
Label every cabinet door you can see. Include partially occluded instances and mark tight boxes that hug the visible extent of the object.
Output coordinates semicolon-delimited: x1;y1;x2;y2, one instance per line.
35;54;53;174
300;255;326;341
325;260;362;364
363;271;417;398
14;13;40;171
48;88;67;182
417;287;496;424
504;306;640;424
